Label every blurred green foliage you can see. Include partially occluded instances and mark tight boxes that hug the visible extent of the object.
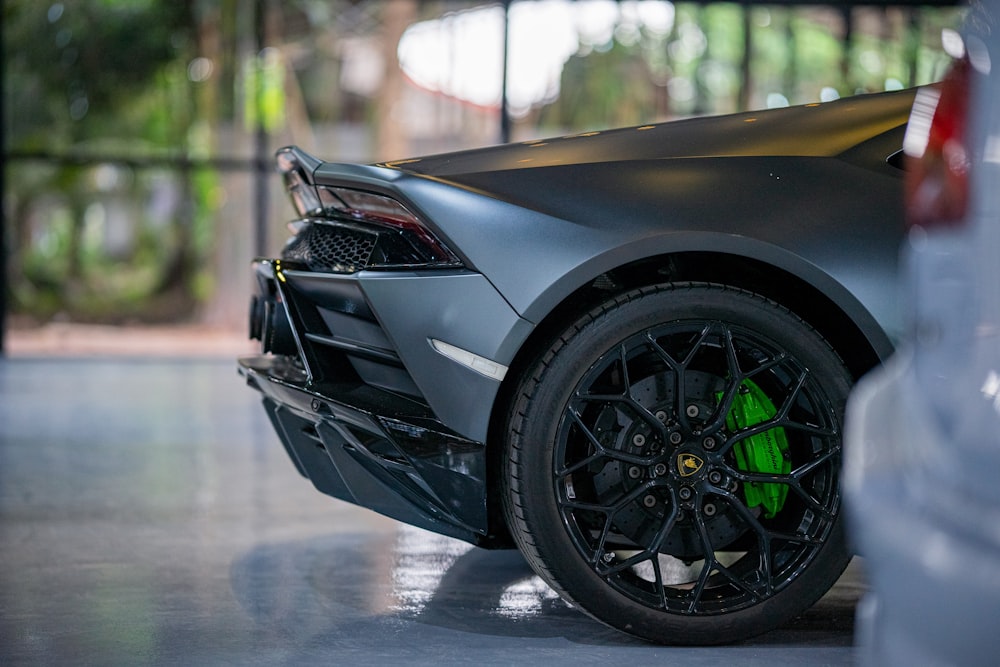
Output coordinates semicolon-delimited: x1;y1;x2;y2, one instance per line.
542;3;959;129
4;0;209;322
3;1;963;325
4;1;192;150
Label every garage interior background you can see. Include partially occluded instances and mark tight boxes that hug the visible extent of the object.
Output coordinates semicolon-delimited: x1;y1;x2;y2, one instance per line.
0;0;962;354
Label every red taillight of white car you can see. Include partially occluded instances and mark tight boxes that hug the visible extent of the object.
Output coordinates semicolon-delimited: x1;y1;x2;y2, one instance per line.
903;54;972;230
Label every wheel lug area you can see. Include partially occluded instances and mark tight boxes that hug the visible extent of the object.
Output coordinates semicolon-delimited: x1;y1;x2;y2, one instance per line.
708;470;724;485
678;486;694;501
669;431;683;446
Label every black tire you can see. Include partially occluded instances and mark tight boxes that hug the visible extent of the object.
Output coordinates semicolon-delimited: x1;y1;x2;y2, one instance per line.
502;283;853;645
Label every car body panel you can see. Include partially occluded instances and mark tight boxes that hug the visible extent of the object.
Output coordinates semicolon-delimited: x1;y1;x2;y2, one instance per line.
356;270;533;441
388;89;913;174
312;91;912;349
401;155;904;347
241;354;489;543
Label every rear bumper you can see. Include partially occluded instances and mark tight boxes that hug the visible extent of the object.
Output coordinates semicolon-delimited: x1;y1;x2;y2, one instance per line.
247;259;532;442
241;259;533;546
239;354;495;545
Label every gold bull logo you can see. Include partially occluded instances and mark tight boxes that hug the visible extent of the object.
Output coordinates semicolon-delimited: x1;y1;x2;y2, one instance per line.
677;453;705;477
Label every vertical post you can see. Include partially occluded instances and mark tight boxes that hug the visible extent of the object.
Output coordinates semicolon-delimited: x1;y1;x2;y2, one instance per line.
253;0;269;258
905;8;920;89
784;9;798;103
739;3;752;111
500;0;512;144
841;6;855;95
376;1;415;159
0;3;7;356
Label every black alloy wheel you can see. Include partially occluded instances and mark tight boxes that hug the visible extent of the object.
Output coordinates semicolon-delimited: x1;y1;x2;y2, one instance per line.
503;283;853;644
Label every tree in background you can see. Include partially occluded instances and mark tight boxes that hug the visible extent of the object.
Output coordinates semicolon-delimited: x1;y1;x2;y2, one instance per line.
4;0;201;321
2;0;963;328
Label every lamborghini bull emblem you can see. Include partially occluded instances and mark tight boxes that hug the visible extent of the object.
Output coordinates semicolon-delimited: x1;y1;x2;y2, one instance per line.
677;453;705;477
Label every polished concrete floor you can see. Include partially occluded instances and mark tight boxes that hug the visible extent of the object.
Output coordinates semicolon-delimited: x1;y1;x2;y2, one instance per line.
0;357;863;665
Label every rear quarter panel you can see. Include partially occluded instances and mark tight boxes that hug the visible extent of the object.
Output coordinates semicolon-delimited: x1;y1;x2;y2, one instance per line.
394;152;905;350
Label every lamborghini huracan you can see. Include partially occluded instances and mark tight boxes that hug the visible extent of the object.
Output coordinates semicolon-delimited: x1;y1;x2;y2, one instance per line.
240;88;914;644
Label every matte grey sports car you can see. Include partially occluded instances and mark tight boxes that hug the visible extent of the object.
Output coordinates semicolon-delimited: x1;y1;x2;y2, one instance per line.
240;88;914;645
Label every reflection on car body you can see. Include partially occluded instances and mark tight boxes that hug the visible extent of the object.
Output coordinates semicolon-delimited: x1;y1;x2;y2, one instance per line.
241;89;916;644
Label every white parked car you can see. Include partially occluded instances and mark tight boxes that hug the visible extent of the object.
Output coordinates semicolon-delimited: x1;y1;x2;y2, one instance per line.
845;3;1000;665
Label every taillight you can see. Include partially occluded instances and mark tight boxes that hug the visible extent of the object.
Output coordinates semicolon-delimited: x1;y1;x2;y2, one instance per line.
275;146;461;270
281;186;462;272
903;54;972;230
318;186;458;265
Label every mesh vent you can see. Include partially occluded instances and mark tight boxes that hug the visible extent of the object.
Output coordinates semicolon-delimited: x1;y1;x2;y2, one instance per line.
283;223;377;273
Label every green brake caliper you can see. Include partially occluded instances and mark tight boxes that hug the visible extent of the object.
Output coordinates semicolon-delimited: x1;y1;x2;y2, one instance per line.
720;379;790;518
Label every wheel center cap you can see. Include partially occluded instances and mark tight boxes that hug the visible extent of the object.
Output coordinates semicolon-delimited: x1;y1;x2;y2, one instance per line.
676;452;705;478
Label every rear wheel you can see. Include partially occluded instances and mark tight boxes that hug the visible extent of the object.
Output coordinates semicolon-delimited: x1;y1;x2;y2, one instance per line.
503;283;852;644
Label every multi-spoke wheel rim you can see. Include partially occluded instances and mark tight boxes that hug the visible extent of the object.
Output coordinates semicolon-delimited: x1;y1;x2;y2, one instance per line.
554;319;842;616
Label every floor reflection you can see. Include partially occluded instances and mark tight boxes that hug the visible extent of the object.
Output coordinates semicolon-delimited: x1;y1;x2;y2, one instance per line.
1;359;859;665
228;525;632;648
229;521;859;656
